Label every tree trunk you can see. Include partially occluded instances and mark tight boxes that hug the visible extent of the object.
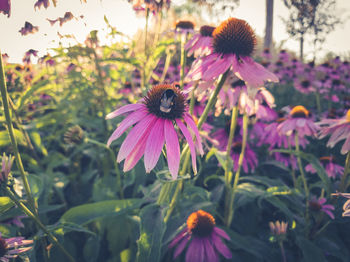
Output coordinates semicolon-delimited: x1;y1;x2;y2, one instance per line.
264;0;274;50
300;35;304;62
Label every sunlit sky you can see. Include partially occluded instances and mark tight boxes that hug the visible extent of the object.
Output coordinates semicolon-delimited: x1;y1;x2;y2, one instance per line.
0;0;349;63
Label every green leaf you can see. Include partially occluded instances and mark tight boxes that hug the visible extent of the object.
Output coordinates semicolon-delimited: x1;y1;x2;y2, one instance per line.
60;199;143;225
0;197;14;213
136;204;166;262
30;132;48;156
206;147;232;171
18;79;51;109
0;129;26;146
297;236;327;262
273;149;331;194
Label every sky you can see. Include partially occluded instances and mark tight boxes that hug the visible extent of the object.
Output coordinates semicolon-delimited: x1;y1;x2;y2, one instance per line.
0;0;349;63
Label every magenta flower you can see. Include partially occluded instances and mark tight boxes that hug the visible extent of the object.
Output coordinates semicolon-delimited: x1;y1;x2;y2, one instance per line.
318;109;350;154
19;22;39;35
1;153;14;183
169;210;232;262
305;156;344;179
34;0;49;10
186;18;278;90
277;105;319;138
0;233;33;262
309;197;335;219
106;83;203;178
185;25;215;57
294;78;315;94
0;0;10;17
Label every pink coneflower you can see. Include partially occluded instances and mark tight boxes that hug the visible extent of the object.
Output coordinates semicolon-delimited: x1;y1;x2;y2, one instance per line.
309;197;335;219
19;22;39;35
0;233;33;262
318;109;350;154
169;210;232;262
34;0;49;10
106;83;203;178
305;156;344;179
0;0;10;17
277;105;319;137
187;18;278;91
48;12;74;26
294;78;315;94
185;25;215;57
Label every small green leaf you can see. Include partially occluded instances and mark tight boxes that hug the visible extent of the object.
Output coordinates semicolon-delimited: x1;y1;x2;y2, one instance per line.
0;197;14;213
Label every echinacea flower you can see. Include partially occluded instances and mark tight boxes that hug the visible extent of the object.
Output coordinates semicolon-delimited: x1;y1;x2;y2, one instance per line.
318;109;350;154
169;210;232;262
186;18;278;93
106;83;203;178
0;233;33;262
305;156;344;179
34;0;49;10
1;153;14;183
0;0;10;17
185;25;215;57
19;22;39;35
277;105;319;138
309;197;335;219
48;12;74;26
269;220;288;242
175;20;195;35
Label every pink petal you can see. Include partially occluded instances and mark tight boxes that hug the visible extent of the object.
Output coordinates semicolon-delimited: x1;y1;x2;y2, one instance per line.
174;235;190;259
105;103;145;119
232;55;279;88
212;233;232;259
144;118;165;173
117;115;156;162
213;227;230;240
107;109;148;146
203;55;233;81
176;119;198;174
341;135;350;154
184;113;204;155
203;238;218;262
185;238;201;262
169;229;187;249
164;120;180;179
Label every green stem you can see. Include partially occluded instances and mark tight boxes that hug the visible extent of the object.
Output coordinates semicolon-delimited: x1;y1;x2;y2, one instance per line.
0;51;36;213
163;180;183;224
225;113;248;227
339;152;350;192
295;132;310;224
86;138;124;199
160;50;173;83
5;187;75;262
179;33;187;89
141;8;150;95
315;91;321;116
288;136;297;188
225;106;238;185
189;83;197;115
279;241;287;262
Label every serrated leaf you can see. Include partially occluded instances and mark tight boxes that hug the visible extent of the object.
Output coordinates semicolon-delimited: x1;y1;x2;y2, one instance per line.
136;204;166;262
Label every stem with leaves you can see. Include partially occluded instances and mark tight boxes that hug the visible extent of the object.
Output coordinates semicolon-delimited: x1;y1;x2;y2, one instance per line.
339;152;350;192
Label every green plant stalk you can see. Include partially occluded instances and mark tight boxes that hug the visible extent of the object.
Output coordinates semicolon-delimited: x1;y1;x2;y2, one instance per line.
279;241;287;262
223;106;238;224
141;7;150;94
189;83;197;115
86;138;124;199
225;112;248;227
295;131;310;223
164;70;229;223
315;91;321;115
4;187;75;262
179;33;187;89
160;50;173;83
288;136;297;187
0;51;36;213
339;151;350;192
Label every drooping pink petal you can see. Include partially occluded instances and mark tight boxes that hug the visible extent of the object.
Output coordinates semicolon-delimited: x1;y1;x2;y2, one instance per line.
107;109;148;146
184;113;204;155
144;118;165;173
232;55;279;88
341;135;350;154
169;229;187;249
105;103;145;119
174;235;190;259
213;227;230;240
321;208;335;219
164;120;180;179
203;238;218;262
212;233;232;259
176;119;197;174
185;238;200;262
123;129;150;172
203;55;233;81
117;115;156;162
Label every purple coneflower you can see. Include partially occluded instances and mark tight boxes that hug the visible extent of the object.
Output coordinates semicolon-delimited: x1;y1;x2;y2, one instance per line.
187;18;278;91
0;0;10;17
106;83;203;178
277;105;319;137
169;210;232;262
309;197;335;219
318;109;350;154
294;78;315;94
305;156;344;179
185;25;215;57
34;0;49;10
0;233;33;262
19;22;39;35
